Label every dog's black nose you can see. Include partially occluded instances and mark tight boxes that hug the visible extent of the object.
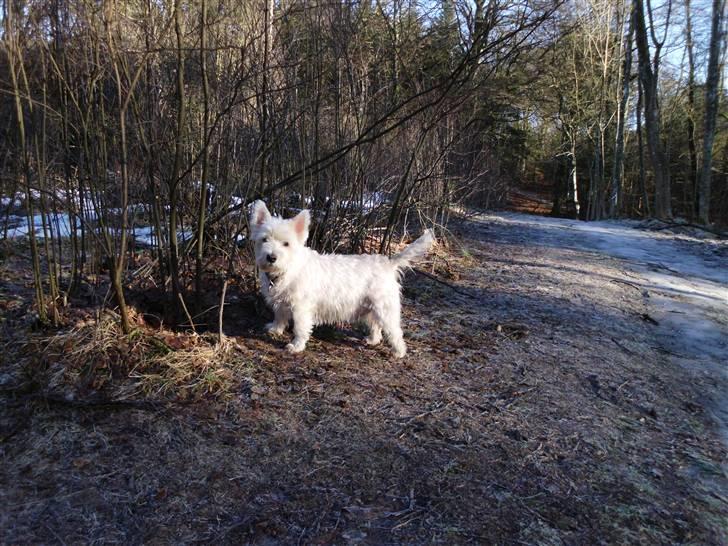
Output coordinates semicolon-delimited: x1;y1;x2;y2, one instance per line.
266;254;277;264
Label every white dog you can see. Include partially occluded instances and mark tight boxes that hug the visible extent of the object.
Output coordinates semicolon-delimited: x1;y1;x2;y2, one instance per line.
249;200;434;357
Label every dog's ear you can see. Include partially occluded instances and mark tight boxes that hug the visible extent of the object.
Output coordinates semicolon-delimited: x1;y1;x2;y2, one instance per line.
292;209;311;243
250;200;271;234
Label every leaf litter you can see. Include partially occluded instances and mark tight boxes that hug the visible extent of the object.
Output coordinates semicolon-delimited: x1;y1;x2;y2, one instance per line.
0;212;726;544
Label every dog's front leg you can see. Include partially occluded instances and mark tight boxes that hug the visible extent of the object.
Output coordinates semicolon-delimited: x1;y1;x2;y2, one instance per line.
266;305;291;335
286;308;313;354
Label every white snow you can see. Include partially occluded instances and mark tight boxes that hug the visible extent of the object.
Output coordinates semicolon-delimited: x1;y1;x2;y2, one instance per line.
339;191;388;212
1;196;23;208
4;213;77;238
3;211;191;248
128;225;193;247
1;192;26;209
484;212;727;297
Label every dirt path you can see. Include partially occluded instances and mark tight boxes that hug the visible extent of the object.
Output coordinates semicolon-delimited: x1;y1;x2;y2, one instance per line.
1;212;726;544
477;212;728;443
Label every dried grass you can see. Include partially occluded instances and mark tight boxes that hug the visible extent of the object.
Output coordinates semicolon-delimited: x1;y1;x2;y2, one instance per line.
32;311;248;401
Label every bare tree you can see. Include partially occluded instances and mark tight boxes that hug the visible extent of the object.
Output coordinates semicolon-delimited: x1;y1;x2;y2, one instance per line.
698;0;727;224
609;0;634;217
3;0;46;322
633;0;672;219
684;0;699;219
168;0;187;318
195;0;211;304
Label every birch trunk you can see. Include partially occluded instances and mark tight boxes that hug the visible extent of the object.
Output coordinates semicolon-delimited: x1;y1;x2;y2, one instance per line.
609;3;634;218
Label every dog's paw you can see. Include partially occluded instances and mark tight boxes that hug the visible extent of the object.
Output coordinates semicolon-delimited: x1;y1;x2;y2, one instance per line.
266;322;286;336
392;345;407;358
285;342;305;354
365;334;382;346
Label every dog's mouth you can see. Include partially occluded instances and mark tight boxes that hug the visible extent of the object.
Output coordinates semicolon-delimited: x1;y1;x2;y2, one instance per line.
257;261;279;273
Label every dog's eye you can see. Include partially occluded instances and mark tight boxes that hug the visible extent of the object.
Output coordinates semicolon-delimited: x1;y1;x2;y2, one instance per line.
261;237;268;243
283;241;289;247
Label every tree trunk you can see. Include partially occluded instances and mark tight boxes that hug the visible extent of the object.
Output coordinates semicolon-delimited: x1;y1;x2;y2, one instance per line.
698;0;726;224
684;0;699;219
259;0;274;194
169;0;186;319
107;15;132;334
570;135;580;218
195;0;211;305
609;3;634;218
633;0;671;219
6;2;47;323
636;78;650;217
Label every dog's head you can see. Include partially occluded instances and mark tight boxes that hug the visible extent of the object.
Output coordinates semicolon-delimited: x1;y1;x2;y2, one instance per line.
249;200;310;275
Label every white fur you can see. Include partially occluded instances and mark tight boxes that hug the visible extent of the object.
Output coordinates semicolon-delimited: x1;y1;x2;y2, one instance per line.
249;200;434;357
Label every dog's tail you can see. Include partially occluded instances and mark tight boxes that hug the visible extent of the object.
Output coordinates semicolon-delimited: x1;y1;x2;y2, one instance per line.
390;229;435;269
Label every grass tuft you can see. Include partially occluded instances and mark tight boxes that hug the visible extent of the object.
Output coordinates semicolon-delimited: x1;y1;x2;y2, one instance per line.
31;311;248;401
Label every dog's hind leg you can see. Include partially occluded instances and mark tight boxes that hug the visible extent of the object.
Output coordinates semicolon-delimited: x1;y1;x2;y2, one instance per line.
266;305;291;335
287;308;313;353
382;317;406;358
373;301;406;358
363;312;382;346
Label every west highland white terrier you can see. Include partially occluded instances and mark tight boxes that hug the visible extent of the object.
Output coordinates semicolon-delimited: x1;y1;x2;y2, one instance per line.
250;200;434;357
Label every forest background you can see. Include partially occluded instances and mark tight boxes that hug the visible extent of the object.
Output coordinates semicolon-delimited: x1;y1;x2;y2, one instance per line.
0;0;725;329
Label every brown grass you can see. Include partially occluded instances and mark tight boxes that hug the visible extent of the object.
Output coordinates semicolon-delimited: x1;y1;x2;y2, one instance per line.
29;312;249;401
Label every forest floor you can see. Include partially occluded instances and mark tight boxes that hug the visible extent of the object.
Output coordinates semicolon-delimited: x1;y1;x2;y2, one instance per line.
1;211;727;545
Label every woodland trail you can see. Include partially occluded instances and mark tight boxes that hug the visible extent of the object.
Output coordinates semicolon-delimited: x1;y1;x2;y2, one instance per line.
474;212;728;444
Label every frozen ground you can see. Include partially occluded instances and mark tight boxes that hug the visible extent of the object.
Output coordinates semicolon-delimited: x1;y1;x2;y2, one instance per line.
480;212;728;443
1;210;726;544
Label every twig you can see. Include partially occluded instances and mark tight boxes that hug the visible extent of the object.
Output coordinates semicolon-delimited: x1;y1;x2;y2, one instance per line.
611;337;636;355
210;516;254;543
610;278;643;291
177;293;197;334
640;312;659;326
43;524;68;546
130;258;158;278
413;268;478;299
395;402;452;437
646;262;683;276
1;391;165;411
218;280;228;344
